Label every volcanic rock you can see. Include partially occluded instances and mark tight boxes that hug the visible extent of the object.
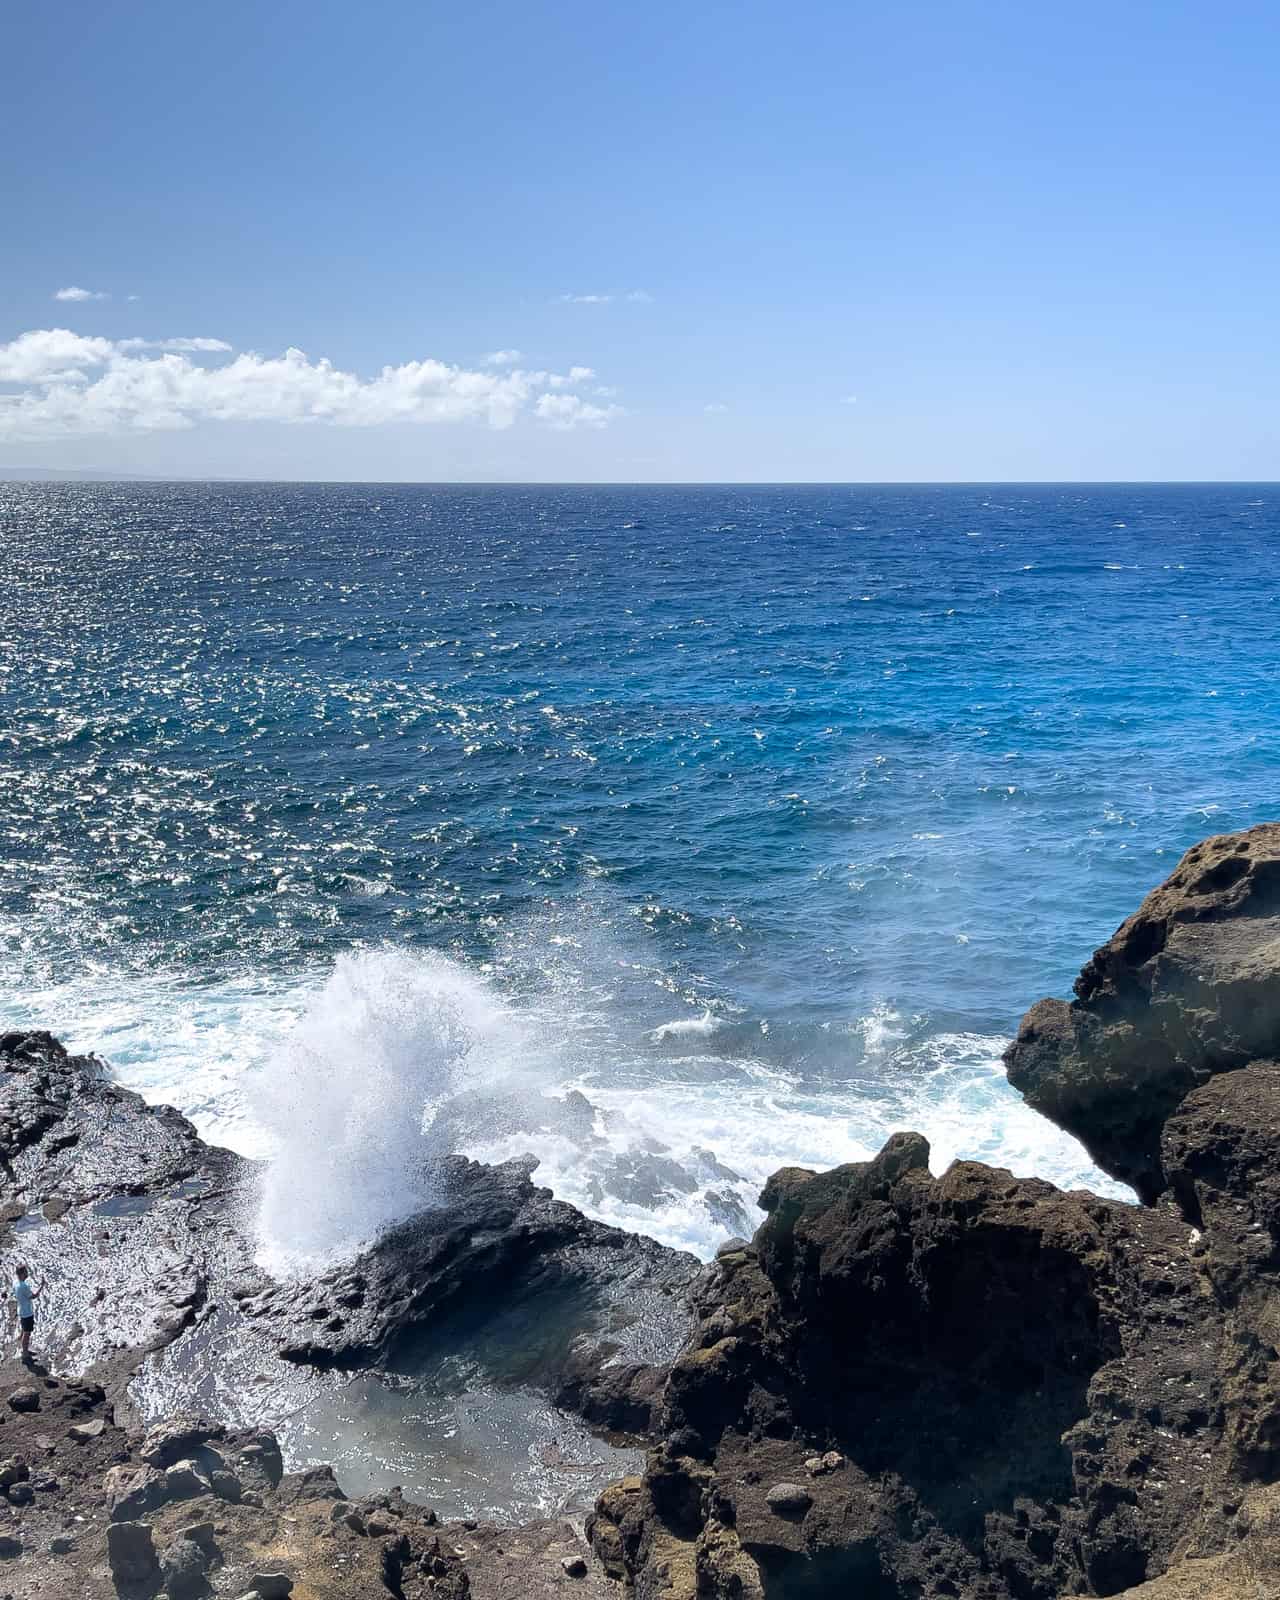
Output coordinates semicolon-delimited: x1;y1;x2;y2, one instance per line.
162;1534;211;1599
1005;823;1280;1200
108;1518;161;1585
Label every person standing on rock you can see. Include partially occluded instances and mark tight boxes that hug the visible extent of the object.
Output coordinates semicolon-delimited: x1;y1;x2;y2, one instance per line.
11;1264;41;1363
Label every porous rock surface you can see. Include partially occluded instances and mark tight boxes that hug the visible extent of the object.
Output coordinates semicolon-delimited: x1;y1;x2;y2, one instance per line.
1004;823;1280;1201
589;824;1280;1598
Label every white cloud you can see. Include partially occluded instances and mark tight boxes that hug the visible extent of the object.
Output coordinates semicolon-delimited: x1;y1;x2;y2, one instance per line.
0;328;118;382
117;337;233;353
556;290;653;305
484;349;522;366
54;286;109;302
534;393;623;430
542;365;597;390
704;402;729;414
0;329;616;439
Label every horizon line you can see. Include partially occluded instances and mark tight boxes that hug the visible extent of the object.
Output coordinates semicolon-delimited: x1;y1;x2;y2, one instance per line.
2;472;1279;489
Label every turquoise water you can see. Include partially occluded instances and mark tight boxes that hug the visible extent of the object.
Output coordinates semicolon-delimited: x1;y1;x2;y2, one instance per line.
4;481;1277;1256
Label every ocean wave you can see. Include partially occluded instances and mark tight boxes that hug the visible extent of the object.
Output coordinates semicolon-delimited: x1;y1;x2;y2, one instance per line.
2;936;1130;1268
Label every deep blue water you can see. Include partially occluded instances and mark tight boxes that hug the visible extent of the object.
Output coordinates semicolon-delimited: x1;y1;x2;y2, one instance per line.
3;480;1278;1256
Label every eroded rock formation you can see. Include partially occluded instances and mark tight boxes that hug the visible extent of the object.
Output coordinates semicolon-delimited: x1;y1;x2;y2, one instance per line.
1005;824;1280;1202
590;825;1280;1598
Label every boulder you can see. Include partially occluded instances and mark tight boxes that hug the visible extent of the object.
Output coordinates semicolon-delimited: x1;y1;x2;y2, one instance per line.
108;1519;160;1586
765;1482;812;1518
1005;824;1280;1200
162;1535;210;1599
140;1414;224;1468
165;1458;212;1500
233;1433;283;1491
6;1387;38;1414
246;1575;293;1599
208;1466;242;1502
105;1463;168;1520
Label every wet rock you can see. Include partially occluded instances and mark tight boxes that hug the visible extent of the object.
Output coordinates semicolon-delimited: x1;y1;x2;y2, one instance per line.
1005;823;1280;1201
598;1151;699;1209
108;1519;160;1586
702;1188;751;1235
249;1154;699;1372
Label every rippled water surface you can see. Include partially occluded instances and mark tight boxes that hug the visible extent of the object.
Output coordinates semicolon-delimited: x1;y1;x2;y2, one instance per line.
4;481;1278;1256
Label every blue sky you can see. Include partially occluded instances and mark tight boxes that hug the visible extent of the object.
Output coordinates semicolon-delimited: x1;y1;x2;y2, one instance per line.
4;0;1279;480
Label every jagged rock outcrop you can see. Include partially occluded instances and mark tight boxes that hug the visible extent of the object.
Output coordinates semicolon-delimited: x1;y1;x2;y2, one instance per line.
1004;824;1280;1201
242;1152;699;1426
0;1030;698;1435
590;826;1280;1598
590;1135;1222;1599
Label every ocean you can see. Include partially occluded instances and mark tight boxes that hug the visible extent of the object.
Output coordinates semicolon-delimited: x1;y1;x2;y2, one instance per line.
5;480;1277;1267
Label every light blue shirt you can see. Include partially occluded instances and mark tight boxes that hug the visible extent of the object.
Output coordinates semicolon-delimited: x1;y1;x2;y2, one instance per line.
13;1280;34;1319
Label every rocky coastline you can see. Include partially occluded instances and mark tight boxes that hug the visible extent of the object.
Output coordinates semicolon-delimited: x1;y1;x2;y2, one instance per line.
4;824;1280;1597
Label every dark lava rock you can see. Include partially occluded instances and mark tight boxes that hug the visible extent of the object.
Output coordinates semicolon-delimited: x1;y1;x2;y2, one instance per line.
590;1128;1229;1599
162;1534;211;1599
246;1153;699;1372
247;1575;293;1599
108;1518;161;1585
6;1387;39;1413
140;1414;226;1467
106;1462;169;1519
1005;823;1280;1201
